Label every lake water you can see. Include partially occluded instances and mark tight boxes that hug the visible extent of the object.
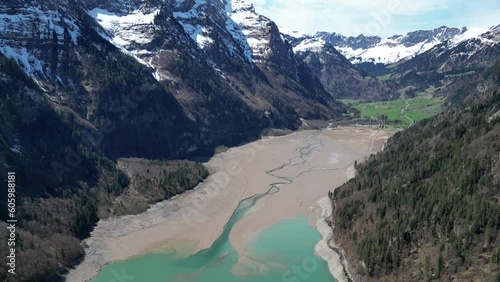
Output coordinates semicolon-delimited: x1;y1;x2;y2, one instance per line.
92;192;334;282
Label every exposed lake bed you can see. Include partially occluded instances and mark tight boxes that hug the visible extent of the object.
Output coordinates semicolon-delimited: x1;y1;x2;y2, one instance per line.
66;127;393;282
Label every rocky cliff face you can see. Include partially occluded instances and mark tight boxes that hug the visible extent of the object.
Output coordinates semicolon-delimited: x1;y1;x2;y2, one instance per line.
228;0;298;74
165;0;300;75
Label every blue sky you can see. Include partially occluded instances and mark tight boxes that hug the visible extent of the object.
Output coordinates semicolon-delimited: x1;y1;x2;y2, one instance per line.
248;0;500;36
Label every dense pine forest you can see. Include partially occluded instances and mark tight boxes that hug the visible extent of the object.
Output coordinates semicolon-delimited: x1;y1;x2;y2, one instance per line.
330;63;500;281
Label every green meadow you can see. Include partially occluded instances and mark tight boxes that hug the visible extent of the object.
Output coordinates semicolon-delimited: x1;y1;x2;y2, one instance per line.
342;89;444;128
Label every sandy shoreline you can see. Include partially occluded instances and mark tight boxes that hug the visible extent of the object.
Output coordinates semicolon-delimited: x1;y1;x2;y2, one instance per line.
65;127;392;282
315;196;349;282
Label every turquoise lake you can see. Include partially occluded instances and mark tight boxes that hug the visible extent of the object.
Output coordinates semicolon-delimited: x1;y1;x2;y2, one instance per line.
92;192;335;282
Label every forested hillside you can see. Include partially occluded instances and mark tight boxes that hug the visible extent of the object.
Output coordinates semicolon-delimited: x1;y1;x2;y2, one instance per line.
330;63;500;281
0;55;209;281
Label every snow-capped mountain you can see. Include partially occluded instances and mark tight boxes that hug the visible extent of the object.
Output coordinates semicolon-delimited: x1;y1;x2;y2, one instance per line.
1;0;352;160
228;0;298;72
285;24;499;100
86;0;347;122
169;0;299;75
291;36;398;100
287;26;489;65
395;27;500;72
85;0;301;78
387;27;500;95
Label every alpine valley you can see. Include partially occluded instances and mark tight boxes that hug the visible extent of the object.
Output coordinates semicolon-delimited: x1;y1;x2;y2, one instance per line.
0;0;498;281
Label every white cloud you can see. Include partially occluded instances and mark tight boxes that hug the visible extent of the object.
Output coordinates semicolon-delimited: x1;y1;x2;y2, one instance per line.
461;5;500;31
248;0;499;36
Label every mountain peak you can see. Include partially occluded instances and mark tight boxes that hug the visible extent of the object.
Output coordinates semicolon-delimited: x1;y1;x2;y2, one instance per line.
229;0;255;13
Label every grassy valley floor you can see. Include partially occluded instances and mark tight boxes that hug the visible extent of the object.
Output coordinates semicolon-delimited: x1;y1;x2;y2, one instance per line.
342;91;443;128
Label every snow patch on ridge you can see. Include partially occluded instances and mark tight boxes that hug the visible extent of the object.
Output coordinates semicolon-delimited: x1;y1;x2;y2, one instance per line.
173;0;255;63
338;40;437;64
88;8;160;69
179;23;214;48
0;46;45;79
172;0;215;49
89;8;158;46
0;6;80;85
294;38;326;53
450;27;489;46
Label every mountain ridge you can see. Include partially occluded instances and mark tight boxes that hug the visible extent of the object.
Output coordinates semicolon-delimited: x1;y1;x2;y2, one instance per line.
284;26;490;65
